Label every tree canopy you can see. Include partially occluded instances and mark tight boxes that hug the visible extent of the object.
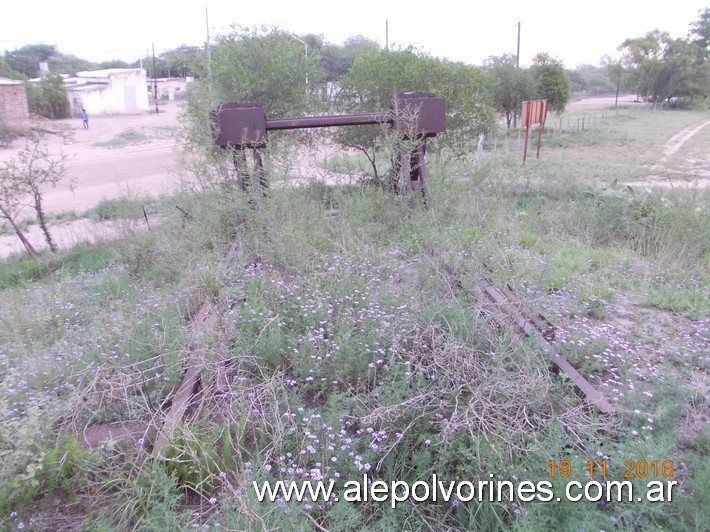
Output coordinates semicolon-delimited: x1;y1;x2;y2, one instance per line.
485;54;534;128
209;26;322;117
337;48;494;152
25;74;69;119
529;53;571;114
619;29;706;102
690;7;710;59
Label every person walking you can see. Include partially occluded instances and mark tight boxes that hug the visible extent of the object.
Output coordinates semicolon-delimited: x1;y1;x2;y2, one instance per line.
82;108;88;129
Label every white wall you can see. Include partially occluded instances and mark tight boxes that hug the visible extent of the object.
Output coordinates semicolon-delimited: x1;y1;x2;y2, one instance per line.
68;69;150;115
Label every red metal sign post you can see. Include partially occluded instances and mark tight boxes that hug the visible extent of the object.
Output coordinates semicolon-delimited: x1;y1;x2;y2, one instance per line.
521;99;548;165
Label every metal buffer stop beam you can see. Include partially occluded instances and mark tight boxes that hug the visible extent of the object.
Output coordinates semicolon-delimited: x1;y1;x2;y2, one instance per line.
213;93;446;200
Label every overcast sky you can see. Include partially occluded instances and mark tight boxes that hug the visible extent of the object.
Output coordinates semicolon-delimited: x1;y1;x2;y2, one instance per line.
2;1;707;68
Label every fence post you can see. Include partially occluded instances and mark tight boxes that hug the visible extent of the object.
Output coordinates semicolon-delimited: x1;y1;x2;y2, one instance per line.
476;133;485;165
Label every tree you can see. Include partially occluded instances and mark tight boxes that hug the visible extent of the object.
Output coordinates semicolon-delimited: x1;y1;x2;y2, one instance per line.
0;57;26;80
135;53;168;80
208;26;323;116
48;53;93;75
689;9;710;98
320;36;381;83
485;54;534;128
0;172;37;257
601;55;628;106
619;30;703;103
4;44;57;78
98;59;131;69
0;129;72;253
433;60;496;150
690;7;710;60
180;26;323;191
570;64;615;95
334;48;495;180
162;45;204;78
26;74;69;119
529;53;571;114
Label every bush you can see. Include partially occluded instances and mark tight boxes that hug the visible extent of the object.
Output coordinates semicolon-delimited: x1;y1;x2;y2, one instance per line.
0;120;18;148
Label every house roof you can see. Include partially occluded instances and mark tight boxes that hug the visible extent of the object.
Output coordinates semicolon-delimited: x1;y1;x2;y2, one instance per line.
60;68;145;92
66;83;108;93
75;68;144;78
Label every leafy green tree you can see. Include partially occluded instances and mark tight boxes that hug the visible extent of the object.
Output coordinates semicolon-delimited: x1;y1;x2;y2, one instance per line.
570;64;615;94
27;74;69;119
98;59;132;69
690;7;710;60
662;38;705;99
135;54;168;79
566;69;587;93
48;53;94;74
320;36;380;83
334;48;495;179
601;55;629;105
485;54;534;128
180;26;323;190
434;60;496;150
337;48;437;111
3;44;95;77
0;57;26;80
619;30;671;101
688;8;710;98
162;45;204;77
529;53;571;114
619;30;703;103
208;26;322;116
4;44;57;77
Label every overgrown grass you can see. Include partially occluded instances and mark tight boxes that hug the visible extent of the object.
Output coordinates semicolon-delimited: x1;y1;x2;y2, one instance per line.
0;108;708;530
92;126;176;149
0;244;113;289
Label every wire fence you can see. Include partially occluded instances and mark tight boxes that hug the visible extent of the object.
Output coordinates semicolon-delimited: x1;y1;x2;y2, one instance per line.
482;102;656;158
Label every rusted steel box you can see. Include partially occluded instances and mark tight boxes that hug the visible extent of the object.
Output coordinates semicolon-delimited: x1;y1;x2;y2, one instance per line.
391;92;446;137
213;102;267;147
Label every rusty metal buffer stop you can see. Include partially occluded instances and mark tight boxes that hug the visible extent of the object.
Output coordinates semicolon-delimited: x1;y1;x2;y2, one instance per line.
213;92;446;197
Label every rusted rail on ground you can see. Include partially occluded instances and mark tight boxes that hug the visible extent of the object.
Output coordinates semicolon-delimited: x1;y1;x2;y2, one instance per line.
152;230;247;459
442;263;614;415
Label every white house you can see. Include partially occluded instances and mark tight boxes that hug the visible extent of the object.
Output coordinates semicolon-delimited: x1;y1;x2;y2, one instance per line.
64;68;150;116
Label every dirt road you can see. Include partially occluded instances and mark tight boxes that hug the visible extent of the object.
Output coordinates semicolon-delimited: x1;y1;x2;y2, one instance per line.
0;103;182;214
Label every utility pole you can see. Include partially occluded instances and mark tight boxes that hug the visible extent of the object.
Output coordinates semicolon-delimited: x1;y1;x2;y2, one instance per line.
152;43;158;113
386;19;389;51
205;7;212;80
516;21;521;69
513;21;521;129
289;34;309;92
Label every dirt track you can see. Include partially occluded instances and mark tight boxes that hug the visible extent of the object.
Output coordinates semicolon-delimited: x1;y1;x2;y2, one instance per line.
0;103;181;215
